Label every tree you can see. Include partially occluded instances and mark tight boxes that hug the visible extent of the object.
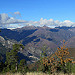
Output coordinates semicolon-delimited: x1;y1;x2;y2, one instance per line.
5;44;24;72
41;40;73;74
39;45;49;72
18;59;27;73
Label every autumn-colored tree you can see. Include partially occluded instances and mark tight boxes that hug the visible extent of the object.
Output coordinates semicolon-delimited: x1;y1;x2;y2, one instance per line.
41;40;73;74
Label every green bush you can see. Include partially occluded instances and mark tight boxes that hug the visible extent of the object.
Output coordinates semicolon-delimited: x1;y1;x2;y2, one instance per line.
72;64;75;73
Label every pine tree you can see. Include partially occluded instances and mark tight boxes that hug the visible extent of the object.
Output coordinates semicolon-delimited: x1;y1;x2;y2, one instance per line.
18;59;27;73
5;44;24;72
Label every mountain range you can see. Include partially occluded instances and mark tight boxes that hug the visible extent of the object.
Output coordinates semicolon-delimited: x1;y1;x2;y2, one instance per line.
0;26;75;63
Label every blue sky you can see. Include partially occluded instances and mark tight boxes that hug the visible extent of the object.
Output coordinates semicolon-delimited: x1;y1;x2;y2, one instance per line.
0;0;75;29
0;0;75;21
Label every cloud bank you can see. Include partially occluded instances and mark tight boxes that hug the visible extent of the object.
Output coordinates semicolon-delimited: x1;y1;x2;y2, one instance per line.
25;18;75;28
0;13;75;29
0;13;27;29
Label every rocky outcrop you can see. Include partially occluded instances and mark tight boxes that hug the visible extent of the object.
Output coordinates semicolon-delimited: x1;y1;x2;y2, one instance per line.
0;36;18;48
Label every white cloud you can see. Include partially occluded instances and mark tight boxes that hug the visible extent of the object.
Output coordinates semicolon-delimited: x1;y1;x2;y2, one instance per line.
13;11;21;18
14;11;21;15
59;20;74;27
0;13;27;29
0;13;75;29
9;11;21;19
24;18;75;28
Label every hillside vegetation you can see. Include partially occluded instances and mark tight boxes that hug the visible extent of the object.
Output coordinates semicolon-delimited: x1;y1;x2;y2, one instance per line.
0;26;75;75
0;40;75;75
0;26;75;63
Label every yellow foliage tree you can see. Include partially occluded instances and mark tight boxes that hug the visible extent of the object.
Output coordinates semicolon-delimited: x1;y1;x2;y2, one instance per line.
41;40;73;74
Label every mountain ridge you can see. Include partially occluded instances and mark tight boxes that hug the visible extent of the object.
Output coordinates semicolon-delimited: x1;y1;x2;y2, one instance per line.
0;26;75;63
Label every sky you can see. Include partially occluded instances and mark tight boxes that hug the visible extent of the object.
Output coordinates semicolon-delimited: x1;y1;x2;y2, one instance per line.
0;0;75;29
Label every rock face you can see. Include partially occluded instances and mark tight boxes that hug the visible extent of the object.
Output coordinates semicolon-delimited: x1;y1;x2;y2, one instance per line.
0;36;5;46
0;26;75;63
0;36;18;48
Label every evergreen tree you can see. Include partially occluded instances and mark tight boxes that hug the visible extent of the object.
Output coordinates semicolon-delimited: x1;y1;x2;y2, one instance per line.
18;59;27;73
39;45;49;72
5;44;24;72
